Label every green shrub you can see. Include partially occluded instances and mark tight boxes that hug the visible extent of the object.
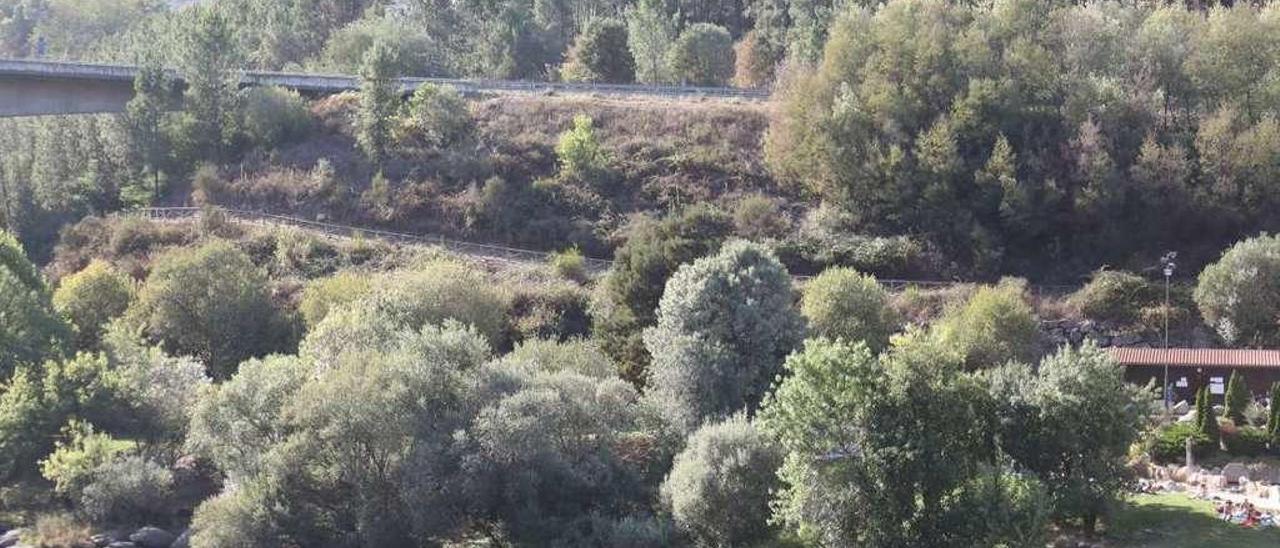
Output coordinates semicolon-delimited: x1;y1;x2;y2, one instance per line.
299;271;375;329
1068;270;1159;324
271;228;341;279
1223;426;1269;457
39;420;129;500
53;260;136;351
1225;370;1249;425
126;240;292;379
661;415;781;546
801;267;898;352
401;83;473;148
79;455;174;524
511;281;591;342
240;86;312;150
556;114;610;182
1148;422;1213;464
549;247;589;283
933;279;1038;369
732;193;788;241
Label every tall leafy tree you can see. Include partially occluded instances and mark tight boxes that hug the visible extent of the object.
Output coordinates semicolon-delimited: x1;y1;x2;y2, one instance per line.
626;0;676;83
643;240;804;431
357;39;400;169
560;17;635;83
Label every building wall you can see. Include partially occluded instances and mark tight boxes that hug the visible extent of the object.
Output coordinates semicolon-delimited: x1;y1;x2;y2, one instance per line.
1125;365;1280;404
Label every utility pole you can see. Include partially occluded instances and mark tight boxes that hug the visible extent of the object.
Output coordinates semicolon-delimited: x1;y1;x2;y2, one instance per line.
1162;251;1177;413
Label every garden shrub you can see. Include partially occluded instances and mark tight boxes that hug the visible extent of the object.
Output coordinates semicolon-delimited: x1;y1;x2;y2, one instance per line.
1067;269;1159;324
1148;422;1213;464
1223;426;1269;457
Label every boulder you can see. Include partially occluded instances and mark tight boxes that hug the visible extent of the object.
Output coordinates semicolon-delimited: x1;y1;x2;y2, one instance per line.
1221;463;1249;483
1171;400;1190;415
128;528;175;548
0;529;24;548
169;530;189;548
1247;463;1280;484
1176;410;1196;423
106;543;137;548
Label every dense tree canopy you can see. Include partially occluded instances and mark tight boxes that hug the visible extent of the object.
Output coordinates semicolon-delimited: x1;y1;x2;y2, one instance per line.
643;240;804;431
125;240;290;379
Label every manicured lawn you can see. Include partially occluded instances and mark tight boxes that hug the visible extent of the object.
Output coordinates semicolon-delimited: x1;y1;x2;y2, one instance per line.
1108;494;1280;547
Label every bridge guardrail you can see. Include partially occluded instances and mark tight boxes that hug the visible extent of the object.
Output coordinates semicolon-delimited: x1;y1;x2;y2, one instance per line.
0;58;770;101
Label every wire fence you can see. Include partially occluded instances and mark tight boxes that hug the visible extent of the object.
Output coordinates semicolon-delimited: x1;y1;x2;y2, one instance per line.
130;206;1079;295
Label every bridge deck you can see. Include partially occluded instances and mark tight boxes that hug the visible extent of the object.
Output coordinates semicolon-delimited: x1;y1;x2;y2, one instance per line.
0;58;769;116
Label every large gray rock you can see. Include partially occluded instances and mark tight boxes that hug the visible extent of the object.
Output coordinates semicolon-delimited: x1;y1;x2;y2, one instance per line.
128;528;175;548
1171;400;1189;415
1221;462;1250;483
169;530;189;548
106;543;137;548
0;529;24;548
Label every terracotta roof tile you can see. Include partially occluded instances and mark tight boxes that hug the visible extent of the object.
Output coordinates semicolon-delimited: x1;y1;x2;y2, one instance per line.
1107;347;1280;369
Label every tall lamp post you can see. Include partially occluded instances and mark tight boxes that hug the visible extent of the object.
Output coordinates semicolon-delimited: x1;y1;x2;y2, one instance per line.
1162;252;1177;413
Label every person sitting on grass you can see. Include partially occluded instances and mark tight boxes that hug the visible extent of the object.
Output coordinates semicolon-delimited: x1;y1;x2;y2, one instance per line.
1218;500;1235;521
1241;503;1260;528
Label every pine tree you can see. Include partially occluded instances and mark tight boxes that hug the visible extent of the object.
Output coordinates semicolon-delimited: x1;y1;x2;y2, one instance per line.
1224;370;1249;425
357;40;399;169
1196;387;1220;441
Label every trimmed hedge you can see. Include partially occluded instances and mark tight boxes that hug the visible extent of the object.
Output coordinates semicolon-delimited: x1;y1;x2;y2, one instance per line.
1149;422;1214;464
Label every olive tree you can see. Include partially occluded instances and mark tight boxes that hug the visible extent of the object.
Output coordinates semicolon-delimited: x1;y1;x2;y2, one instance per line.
643;240;804;432
661;415;781;547
1195;234;1280;346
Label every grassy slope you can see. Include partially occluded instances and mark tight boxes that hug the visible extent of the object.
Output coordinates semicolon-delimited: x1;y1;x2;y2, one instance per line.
1109;494;1280;547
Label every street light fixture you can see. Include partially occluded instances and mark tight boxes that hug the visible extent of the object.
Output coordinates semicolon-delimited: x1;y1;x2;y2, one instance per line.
1161;252;1177;413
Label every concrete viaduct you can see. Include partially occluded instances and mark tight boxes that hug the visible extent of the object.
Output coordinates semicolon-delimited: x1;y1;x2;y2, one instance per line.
0;58;768;117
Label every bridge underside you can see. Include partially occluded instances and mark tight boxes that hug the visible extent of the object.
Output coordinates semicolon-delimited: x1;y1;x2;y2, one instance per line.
0;77;138;117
